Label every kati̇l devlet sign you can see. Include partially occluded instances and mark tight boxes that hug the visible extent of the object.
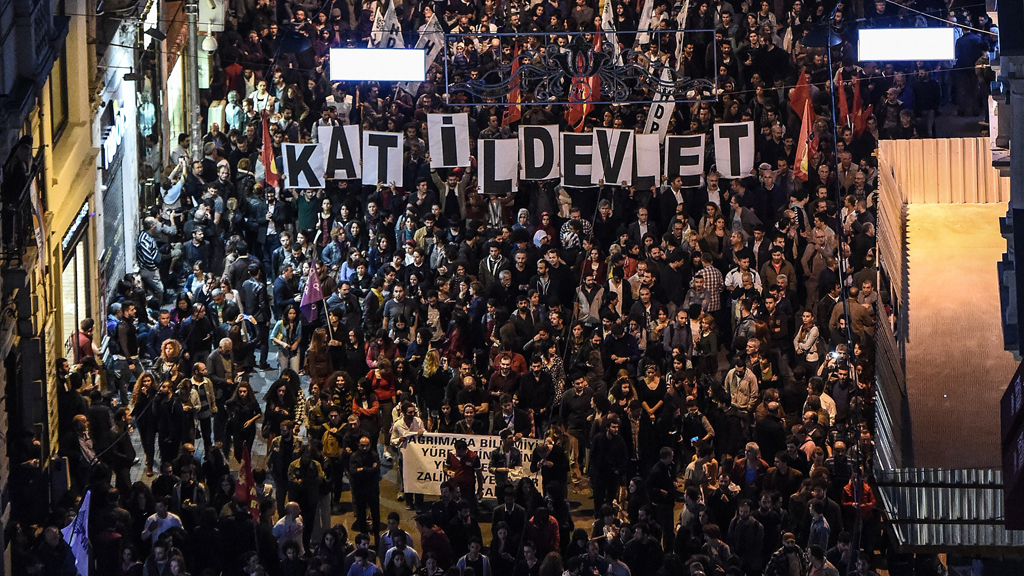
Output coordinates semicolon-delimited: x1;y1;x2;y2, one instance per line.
278;118;755;190
401;433;543;497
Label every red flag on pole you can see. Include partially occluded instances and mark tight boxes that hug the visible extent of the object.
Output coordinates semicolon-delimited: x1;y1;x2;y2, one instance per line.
565;34;602;132
793;97;818;182
234;445;261;521
261;112;279;188
789;71;810;117
502;43;522;127
851;76;874;136
836;78;851;130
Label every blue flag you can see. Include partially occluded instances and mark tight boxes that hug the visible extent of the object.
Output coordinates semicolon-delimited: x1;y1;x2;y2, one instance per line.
61;490;91;576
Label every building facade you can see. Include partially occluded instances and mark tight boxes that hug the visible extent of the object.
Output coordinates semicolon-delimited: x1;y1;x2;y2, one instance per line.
0;0;128;568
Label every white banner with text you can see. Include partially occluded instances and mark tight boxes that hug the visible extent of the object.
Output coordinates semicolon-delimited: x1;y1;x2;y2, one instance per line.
400;433;543;497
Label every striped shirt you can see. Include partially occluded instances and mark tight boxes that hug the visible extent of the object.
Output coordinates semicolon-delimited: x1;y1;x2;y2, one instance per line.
136;231;160;270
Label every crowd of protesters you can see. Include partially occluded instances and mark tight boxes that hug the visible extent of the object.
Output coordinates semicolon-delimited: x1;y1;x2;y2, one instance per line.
10;0;998;573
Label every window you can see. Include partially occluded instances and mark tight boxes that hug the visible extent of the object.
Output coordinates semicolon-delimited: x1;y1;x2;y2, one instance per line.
50;44;68;142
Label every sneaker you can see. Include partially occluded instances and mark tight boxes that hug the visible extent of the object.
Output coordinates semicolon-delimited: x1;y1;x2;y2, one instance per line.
397;494;405;502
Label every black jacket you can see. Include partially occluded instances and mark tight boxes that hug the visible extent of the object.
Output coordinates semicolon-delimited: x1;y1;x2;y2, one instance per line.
240;277;271;322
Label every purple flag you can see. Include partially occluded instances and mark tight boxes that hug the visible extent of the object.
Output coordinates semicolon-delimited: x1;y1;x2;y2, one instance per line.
299;262;324;322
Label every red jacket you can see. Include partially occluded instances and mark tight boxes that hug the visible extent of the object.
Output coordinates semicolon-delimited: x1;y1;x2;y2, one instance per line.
841;480;877;520
367;369;396;402
528;514;560;557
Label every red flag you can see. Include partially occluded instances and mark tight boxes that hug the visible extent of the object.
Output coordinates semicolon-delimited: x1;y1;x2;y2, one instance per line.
565;34;602;132
260;112;279;188
789;71;810;117
234;445;260;521
502;43;522;127
793;97;817;182
836;78;851;129
850;76;874;136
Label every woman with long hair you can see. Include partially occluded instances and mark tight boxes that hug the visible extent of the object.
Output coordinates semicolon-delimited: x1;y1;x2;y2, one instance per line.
608;376;637;417
262;379;296;441
382;549;415;576
271;303;303;375
281;368;308;430
169;294;192;324
185;262;207;300
639;364;667;422
154;381;180;463
366;329;399;368
126;482;155;546
305;327;334;386
345;329;369;376
226;381;262;461
367;358;397;445
490;521;518;576
417;350;448;429
694;313;720;377
316;198;337;248
794;310;822;374
210;473;237;514
153;339;184;385
625;476;651;524
367;235;392;276
314;527;350;569
131;372;159;476
323;371;354;413
699;203;723;238
352;377;381;446
219;279;242;312
700;216;729;263
417;553;444;576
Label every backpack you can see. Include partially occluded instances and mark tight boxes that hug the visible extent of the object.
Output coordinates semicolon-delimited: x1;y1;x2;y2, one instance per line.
322;429;343;458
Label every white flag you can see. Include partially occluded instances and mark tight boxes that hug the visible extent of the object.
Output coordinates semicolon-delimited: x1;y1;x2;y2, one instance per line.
644;67;676;142
61;490;91;576
600;0;621;64
675;0;690;71
399;14;445;96
368;8;385;47
380;1;405;48
635;0;655;47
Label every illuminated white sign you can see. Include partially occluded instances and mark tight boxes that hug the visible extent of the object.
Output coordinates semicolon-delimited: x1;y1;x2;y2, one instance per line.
100;101;126;170
858;28;956;62
329;48;426;82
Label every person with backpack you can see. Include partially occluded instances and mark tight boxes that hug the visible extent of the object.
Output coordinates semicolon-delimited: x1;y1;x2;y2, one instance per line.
322;405;348;514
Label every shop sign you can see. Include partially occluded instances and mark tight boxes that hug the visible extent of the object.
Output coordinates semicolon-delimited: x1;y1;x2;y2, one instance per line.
100;101;126;170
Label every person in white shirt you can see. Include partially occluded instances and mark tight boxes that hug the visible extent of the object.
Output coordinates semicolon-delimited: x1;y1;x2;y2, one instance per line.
390;401;426;508
272;502;305;558
141;497;183;543
724;251;763;293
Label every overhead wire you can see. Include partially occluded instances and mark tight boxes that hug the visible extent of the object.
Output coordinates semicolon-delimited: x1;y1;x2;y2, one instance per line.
882;0;998;36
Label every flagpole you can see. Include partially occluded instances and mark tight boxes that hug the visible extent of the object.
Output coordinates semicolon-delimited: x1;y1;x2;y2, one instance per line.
323;299;335;342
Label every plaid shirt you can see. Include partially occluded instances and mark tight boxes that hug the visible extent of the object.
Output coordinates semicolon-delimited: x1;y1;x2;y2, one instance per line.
697;265;724;312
